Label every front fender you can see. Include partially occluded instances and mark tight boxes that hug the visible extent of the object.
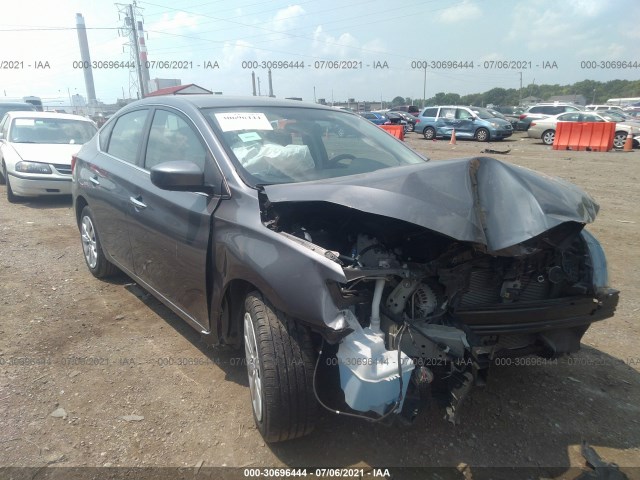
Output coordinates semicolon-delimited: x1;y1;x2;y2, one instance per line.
209;192;349;344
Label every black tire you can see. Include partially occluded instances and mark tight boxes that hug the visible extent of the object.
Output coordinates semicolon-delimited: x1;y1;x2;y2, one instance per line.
79;206;118;278
0;162;5;185
408;123;415;132
423;127;436;140
5;165;21;203
243;291;317;442
542;129;555;146
475;128;490;142
613;131;628;149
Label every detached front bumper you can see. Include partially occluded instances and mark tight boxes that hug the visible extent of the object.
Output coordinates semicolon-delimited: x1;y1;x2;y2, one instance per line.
455;288;619;335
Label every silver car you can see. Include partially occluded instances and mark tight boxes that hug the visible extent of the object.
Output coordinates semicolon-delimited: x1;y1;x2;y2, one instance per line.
527;111;640;148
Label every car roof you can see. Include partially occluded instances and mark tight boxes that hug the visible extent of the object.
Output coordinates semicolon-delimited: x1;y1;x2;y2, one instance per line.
6;111;94;121
125;94;336;111
0;101;36;107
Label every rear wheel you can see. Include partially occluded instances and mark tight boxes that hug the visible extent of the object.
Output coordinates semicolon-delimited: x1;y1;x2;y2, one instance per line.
244;291;317;442
80;206;118;278
423;127;436;140
475;128;490;142
542;129;555;146
613;131;628;149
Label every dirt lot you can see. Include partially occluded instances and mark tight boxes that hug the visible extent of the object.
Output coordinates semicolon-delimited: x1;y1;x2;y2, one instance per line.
1;132;639;478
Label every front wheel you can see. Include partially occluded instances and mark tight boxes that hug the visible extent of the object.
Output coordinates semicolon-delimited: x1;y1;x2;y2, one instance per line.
542;129;555;146
423;127;436;140
5;165;21;203
80;206;118;278
475;128;490;142
244;291;317;442
613;131;628;149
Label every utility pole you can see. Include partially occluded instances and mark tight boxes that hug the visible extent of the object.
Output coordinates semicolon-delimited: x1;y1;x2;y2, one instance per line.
423;65;427;107
518;71;523;105
116;2;147;99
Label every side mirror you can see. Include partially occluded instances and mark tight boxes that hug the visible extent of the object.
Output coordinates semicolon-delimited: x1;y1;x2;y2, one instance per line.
150;161;209;193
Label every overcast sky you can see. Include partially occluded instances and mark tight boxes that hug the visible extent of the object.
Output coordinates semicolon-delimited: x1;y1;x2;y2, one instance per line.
1;0;638;106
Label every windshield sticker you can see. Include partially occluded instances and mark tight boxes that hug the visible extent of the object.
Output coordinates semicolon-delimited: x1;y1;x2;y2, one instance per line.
14;119;35;126
238;132;262;142
215;112;273;132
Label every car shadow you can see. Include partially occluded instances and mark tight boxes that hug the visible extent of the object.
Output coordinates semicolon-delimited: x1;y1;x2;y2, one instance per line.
14;194;73;209
116;281;638;477
121;280;249;387
262;346;639;478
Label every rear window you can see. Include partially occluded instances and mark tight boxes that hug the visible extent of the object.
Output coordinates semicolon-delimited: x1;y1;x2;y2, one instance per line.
422;108;438;117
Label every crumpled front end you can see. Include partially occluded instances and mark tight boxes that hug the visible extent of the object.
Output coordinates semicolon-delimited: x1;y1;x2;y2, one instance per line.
259;157;619;422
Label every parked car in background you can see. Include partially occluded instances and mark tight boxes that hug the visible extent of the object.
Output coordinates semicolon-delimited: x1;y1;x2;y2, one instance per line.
599;109;640;127
490;106;524;129
0;111;97;202
389;105;420;116
72;95;618;442
392;111;419;132
527;111;640;148
383;111;409;132
0;101;37;120
416;105;513;141
516;103;583;131
359;111;391;125
584;105;625;113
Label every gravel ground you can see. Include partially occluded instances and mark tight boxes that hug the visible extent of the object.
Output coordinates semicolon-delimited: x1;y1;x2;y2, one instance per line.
1;131;639;479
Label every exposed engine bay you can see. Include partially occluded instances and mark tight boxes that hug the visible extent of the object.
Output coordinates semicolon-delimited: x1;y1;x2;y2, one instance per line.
260;196;613;423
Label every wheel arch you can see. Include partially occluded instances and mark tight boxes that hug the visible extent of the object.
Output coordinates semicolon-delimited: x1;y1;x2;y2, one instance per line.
74;195;89;228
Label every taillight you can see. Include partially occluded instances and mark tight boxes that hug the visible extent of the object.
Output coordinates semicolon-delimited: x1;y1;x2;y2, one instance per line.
530;122;536;127
71;155;77;174
415;119;421;123
519;114;527;120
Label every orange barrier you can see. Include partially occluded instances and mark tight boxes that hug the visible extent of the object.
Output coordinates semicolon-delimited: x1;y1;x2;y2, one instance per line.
553;122;615;152
379;124;404;141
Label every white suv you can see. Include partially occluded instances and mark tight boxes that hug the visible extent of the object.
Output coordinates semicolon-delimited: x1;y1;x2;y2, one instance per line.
517;103;583;130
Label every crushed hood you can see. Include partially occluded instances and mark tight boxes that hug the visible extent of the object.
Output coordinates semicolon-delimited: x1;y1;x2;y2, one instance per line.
262;157;599;254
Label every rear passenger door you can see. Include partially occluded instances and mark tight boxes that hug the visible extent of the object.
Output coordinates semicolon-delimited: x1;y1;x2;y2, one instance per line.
126;107;221;329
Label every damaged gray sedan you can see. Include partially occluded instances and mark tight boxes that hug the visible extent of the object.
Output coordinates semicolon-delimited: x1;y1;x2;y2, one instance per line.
72;96;619;442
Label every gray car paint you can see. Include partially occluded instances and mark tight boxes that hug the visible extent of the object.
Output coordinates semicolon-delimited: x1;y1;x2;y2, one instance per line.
263;156;599;254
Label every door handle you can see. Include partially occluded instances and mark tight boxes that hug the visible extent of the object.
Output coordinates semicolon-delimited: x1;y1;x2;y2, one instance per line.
129;196;147;210
89;176;100;186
